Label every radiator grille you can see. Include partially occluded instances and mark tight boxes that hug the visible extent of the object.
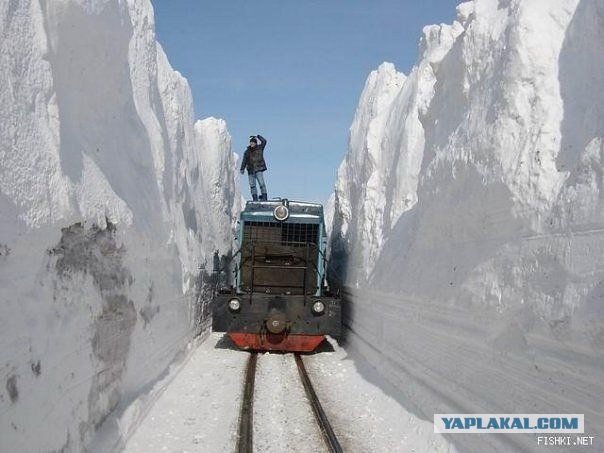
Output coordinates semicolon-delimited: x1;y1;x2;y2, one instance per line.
239;221;320;295
243;221;319;246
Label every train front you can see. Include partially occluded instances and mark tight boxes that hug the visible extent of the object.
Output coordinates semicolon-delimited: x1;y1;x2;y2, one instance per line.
212;199;341;352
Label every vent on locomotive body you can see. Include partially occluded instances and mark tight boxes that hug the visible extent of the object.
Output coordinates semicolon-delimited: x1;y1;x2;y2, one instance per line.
239;220;320;296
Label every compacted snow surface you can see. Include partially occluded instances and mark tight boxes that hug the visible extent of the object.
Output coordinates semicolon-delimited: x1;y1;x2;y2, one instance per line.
123;334;453;453
123;334;245;453
304;338;453;453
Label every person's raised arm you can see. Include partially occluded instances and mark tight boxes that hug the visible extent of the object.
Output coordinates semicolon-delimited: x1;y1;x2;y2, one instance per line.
256;134;267;150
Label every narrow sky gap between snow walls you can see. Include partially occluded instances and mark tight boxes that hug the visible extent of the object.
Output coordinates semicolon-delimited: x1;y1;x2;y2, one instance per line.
1;0;603;453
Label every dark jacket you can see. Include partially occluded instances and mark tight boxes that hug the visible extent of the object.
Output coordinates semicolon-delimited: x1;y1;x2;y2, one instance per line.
240;135;267;174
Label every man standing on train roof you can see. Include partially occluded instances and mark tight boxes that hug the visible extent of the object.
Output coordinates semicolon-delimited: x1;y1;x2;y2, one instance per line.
240;134;268;201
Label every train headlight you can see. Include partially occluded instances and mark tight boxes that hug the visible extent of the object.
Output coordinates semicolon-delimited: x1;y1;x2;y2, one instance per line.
273;204;289;221
312;301;325;314
228;298;241;312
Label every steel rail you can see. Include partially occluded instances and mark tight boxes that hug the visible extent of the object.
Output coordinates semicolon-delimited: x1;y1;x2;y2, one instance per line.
236;352;258;453
294;354;343;453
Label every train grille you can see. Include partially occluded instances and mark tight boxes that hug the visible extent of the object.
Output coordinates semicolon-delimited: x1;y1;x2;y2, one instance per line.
240;221;320;295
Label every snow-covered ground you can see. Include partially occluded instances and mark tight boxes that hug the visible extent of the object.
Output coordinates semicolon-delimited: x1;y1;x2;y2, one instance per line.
305;338;453;453
0;1;239;452
253;351;325;453
122;333;454;453
331;0;604;452
122;334;245;453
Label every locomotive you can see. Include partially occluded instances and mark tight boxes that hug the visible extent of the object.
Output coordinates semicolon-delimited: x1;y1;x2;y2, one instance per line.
212;199;341;352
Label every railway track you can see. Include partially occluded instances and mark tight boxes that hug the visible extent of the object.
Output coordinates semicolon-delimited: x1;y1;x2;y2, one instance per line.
237;352;258;453
236;352;343;453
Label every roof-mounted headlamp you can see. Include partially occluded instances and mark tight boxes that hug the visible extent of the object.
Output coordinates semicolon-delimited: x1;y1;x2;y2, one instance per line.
273;199;290;221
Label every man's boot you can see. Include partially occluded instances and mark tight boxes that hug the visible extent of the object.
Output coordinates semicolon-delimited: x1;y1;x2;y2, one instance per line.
252;194;258;201
259;193;267;201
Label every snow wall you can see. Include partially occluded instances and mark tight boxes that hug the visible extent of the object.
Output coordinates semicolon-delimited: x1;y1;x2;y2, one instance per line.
0;0;240;451
330;0;604;451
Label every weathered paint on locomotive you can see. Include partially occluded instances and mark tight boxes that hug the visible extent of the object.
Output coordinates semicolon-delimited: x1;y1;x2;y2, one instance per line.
212;199;341;352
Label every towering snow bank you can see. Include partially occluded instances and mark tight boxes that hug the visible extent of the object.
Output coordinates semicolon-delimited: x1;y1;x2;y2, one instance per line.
332;0;604;450
331;50;455;285
331;63;406;285
196;117;243;246
0;1;239;452
324;192;336;237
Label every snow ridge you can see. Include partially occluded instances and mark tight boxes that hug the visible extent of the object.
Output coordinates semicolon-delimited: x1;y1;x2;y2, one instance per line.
0;1;239;452
331;17;464;286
